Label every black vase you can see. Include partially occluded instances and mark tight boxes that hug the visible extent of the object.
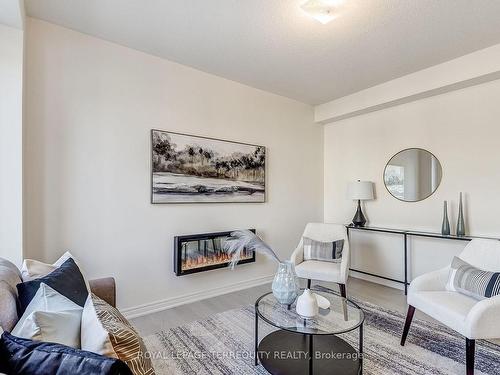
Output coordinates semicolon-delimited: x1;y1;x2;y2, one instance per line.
457;192;466;236
441;201;450;236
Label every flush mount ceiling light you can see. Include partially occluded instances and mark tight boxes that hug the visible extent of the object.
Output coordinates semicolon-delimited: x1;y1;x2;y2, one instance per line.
300;0;345;24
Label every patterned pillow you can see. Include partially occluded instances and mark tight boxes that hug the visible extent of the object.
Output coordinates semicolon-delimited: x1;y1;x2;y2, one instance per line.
81;294;155;375
303;237;344;263
446;256;500;300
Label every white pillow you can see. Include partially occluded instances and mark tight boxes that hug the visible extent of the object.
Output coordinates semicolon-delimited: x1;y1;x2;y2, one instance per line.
21;251;90;291
11;283;83;348
21;260;57;282
80;294;117;358
14;310;82;348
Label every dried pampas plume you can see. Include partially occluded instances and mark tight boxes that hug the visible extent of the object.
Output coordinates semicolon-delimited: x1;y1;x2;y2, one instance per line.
223;230;281;269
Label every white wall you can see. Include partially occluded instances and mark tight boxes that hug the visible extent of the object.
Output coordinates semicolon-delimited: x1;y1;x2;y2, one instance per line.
324;77;500;286
24;19;323;312
0;23;23;266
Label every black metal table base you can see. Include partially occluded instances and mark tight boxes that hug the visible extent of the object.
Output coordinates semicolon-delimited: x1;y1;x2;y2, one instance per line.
257;330;362;375
345;224;498;296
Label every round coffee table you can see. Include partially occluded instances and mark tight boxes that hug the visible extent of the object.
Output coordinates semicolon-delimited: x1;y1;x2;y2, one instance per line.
255;288;364;375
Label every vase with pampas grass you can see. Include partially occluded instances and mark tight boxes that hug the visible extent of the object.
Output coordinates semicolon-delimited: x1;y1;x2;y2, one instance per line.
224;230;299;305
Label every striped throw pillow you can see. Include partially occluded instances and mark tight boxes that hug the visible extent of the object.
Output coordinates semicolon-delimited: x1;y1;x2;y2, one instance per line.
81;294;155;375
303;237;344;263
446;257;500;300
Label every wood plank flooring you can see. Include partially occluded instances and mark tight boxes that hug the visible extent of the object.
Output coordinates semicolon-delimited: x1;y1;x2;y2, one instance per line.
131;277;434;336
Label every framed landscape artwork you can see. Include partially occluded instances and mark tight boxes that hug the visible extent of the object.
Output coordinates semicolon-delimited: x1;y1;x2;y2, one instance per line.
151;129;266;203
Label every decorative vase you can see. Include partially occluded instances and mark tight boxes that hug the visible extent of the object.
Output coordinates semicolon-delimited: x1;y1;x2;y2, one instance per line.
272;261;299;305
457;192;466;236
296;289;319;318
441;200;450;236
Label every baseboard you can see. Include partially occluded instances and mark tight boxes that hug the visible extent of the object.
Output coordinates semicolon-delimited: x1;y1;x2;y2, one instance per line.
349;270;405;291
120;274;274;319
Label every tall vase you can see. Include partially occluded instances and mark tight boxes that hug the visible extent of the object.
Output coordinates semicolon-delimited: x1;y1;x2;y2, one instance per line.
441;200;450;235
457;192;466;236
272;261;299;305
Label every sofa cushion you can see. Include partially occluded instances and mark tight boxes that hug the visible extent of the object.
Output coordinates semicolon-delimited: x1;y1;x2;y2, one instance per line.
0;259;22;332
81;294;155;375
0;266;22;292
0;258;21;278
17;258;88;315
408;291;477;336
295;260;342;283
0;281;18;332
0;331;133;375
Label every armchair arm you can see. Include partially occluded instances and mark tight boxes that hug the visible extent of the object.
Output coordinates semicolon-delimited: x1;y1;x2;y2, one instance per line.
465;295;500;339
409;266;449;294
290;243;303;266
89;277;116;308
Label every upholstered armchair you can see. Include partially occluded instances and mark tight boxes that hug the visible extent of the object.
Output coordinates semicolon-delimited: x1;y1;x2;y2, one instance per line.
401;239;500;375
290;223;350;298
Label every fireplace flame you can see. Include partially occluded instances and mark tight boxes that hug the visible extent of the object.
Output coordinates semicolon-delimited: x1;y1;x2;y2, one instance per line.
182;251;252;271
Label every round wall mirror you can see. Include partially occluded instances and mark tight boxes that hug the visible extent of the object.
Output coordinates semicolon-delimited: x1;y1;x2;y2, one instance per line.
384;148;442;202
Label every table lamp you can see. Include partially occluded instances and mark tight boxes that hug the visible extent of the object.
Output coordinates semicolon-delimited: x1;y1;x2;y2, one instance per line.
348;180;374;227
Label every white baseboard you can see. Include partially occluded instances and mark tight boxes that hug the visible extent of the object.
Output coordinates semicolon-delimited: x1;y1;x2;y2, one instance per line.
120;274;274;319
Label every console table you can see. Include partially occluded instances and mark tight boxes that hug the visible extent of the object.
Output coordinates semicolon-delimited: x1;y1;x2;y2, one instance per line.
345;224;499;295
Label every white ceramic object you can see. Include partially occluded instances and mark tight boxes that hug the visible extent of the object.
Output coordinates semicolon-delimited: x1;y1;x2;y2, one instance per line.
314;293;331;310
296;289;319;318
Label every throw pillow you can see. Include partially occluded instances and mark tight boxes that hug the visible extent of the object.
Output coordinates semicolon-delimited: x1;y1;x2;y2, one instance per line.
81;294;155;375
17;258;88;314
446;256;500;300
14;311;82;349
11;283;83;348
303;237;344;262
21;260;57;282
0;331;133;375
21;251;91;291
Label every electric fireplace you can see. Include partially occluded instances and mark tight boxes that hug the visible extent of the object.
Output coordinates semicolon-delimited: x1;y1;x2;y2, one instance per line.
174;229;256;276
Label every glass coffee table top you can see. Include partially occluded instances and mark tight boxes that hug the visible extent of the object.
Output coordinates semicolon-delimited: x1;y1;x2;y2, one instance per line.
255;288;364;335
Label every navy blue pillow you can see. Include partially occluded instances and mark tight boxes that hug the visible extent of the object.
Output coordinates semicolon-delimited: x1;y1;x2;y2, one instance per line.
0;332;132;375
16;258;88;314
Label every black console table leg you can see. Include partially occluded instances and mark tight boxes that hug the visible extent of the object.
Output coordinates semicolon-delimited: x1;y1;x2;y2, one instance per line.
309;334;313;375
404;233;408;295
254;307;259;366
359;322;364;374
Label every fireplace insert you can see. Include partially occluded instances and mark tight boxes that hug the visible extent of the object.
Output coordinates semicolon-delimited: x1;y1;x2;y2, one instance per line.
174;229;256;276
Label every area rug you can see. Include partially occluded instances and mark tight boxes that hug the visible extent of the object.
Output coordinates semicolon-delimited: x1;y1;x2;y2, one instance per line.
143;293;500;375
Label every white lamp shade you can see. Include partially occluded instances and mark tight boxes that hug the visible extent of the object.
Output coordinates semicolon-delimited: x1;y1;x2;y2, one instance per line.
348;181;374;200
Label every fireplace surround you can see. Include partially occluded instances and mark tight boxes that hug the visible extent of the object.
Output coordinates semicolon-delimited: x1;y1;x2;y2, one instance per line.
174;229;256;276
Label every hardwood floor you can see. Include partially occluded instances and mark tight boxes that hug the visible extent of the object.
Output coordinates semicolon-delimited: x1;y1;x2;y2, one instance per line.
131;277;432;336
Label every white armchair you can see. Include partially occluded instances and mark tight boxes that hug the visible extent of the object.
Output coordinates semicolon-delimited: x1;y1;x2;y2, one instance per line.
401;238;500;375
290;223;350;297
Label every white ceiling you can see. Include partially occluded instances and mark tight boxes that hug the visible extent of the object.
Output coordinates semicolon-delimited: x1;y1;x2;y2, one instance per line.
25;0;500;105
0;0;24;29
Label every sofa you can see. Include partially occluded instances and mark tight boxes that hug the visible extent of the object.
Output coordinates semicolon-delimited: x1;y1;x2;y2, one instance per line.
0;256;116;334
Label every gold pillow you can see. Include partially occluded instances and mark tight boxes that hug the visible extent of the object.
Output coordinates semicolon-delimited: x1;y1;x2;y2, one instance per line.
81;293;155;375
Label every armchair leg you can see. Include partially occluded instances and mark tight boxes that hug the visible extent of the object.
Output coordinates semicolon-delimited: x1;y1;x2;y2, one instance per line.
466;338;475;375
339;283;347;298
400;305;415;346
307;279;311;289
